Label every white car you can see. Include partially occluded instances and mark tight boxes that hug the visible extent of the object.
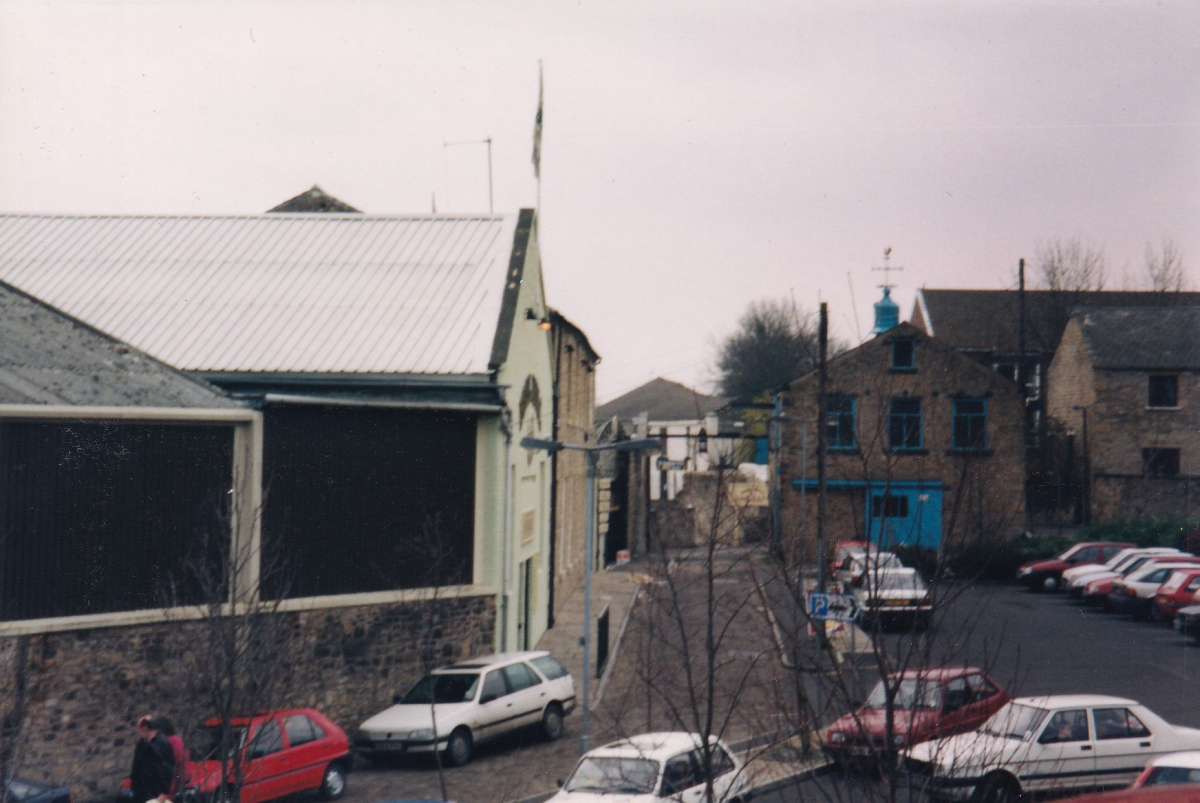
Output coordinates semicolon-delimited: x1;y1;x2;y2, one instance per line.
549;732;748;803
835;550;903;587
1109;562;1200;619
903;694;1200;802
1065;549;1185;596
852;567;932;630
1132;750;1200;788
355;651;575;766
1060;547;1145;588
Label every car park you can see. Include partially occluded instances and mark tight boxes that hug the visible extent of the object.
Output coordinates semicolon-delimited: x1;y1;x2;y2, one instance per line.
185;708;351;803
1108;562;1200;620
834;550;903;588
355;651;575;766
548;732;748;803
852;567;932;630
903;694;1200;802
823;667;1009;765
1153;569;1200;621
1017;542;1133;592
1066;549;1186;598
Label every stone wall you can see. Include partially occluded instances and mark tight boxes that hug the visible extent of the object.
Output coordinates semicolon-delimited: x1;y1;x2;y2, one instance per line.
0;594;494;802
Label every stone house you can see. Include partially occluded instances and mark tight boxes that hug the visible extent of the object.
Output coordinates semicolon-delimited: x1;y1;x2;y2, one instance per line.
545;309;600;625
1047;306;1200;521
779;311;1026;558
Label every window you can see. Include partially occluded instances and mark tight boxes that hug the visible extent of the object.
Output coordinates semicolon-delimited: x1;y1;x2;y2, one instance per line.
1149;374;1179;408
966;674;1001;702
1143;448;1181;478
952;398;988;451
1093;708;1151;740
247;720;284;758
891;338;915;370
502;662;542;692
944;678;970;710
709;746;736;777
1071;546;1100;563
826;396;856;449
888;398;922;450
661;754;699;795
530;655;569;680
871;494;909;519
283;715;323;746
481;670;508;701
1038;709;1090;744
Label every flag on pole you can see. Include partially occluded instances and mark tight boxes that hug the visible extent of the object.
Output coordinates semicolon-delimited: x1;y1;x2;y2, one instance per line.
532;61;543;178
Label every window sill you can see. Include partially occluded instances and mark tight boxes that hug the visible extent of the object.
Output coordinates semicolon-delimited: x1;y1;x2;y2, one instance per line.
888;448;927;455
829;446;860;454
889;367;918;374
1146;406;1182;411
948;448;994;456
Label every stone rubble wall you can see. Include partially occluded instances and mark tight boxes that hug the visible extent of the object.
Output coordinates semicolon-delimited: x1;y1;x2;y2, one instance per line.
0;594;494;803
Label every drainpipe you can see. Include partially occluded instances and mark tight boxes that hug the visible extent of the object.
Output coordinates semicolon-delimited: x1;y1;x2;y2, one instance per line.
501;408;514;651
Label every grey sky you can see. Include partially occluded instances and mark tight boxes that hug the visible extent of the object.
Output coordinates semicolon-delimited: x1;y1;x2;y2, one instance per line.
2;0;1198;402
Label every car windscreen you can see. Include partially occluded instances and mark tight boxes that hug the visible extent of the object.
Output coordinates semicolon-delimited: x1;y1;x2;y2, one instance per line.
1161;571;1193;593
196;725;249;761
565;757;660;794
875;573;923;591
865;678;943;710
980;703;1049;740
402;672;480;704
1141;765;1200;786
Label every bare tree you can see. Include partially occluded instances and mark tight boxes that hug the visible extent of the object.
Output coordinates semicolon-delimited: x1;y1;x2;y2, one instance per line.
1034;238;1107;292
716;299;841;402
1144;237;1187;292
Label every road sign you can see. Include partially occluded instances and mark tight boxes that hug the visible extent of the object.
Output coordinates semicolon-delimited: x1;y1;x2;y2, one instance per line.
806;591;860;622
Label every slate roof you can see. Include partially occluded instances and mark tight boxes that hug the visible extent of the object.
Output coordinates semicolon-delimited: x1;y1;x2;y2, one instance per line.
597;377;726;423
267;185;361;213
0;213;522;376
0;280;236;407
914;289;1200;356
1074;306;1200;370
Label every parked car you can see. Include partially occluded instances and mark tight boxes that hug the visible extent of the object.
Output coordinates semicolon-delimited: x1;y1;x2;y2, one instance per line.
1081;555;1198;607
1057;786;1200;802
184;708;351;803
1153;569;1200;621
2;777;71;803
355;651;575;766
1062;548;1146;591
1066;549;1186;598
903;694;1200;802
1177;604;1200;640
853;567;932;630
823;667;1009;765
1132;750;1200;788
1109;562;1200;619
834;551;903;588
1017;542;1133;592
548;732;748;803
829;540;871;579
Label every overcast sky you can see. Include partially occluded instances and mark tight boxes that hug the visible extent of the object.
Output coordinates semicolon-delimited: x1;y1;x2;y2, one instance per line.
2;0;1198;403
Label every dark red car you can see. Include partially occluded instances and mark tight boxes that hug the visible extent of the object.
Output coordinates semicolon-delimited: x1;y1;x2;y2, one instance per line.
184;709;351;803
822;667;1009;765
1016;542;1133;592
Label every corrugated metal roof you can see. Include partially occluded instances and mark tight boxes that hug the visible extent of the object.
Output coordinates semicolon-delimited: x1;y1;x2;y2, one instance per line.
0;213;520;375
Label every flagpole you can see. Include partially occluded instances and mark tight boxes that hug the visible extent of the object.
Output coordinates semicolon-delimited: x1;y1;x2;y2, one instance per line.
533;60;543;217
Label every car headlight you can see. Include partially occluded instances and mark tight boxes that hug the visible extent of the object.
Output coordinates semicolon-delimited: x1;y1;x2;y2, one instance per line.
407;728;435;741
1018;567;1031;576
829;732;847;743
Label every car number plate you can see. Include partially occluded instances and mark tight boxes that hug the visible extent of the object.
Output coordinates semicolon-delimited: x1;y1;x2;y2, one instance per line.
378;742;407;751
886;599;911;607
849;746;872;756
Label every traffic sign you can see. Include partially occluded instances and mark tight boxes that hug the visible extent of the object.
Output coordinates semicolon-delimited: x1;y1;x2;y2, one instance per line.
806;591;860;622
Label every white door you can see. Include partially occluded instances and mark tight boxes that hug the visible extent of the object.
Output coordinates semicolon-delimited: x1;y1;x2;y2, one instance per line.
1026;709;1096;795
1091;707;1158;789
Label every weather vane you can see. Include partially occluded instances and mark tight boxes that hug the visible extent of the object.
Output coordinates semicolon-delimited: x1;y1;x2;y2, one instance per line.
872;247;904;290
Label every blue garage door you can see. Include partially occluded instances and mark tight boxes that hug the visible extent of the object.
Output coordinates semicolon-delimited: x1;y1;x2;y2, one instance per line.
866;484;942;550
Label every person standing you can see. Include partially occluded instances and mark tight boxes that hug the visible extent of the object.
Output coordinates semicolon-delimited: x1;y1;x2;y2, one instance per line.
129;715;174;803
151;716;188;797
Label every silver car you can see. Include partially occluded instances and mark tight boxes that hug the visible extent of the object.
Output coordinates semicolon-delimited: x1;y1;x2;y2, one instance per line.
355;651;576;766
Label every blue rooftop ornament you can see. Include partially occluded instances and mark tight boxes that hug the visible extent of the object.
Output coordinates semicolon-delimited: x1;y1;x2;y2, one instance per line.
872;286;900;334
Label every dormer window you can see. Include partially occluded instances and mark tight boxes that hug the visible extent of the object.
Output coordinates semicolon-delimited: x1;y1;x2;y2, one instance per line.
891;338;915;370
1149;375;1179;408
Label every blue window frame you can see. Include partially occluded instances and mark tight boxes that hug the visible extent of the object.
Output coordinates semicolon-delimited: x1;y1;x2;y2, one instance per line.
891;338;915;370
953;398;988;451
888;398;922;450
826;396;856;449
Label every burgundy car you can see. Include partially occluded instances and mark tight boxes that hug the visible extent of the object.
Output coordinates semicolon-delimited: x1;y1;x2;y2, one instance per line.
823;667;1009;765
1016;542;1133;592
185;708;351;803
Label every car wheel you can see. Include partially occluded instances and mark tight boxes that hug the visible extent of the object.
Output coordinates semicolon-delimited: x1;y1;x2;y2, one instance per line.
973;772;1021;803
541;704;565;741
318;763;347;800
446;728;473;767
1041;575;1058;592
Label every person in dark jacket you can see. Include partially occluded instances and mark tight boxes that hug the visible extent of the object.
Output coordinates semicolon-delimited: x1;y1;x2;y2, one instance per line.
129;715;175;803
151;716;188;797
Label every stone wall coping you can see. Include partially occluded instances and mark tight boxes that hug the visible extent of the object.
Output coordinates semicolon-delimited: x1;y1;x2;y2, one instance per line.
0;584;499;636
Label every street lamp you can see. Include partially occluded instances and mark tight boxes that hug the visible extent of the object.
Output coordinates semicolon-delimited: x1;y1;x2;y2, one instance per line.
521;435;659;754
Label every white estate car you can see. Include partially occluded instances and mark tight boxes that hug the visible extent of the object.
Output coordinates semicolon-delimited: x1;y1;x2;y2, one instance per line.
903;694;1200;802
852;567;932;630
355;651;575;766
549;732;749;803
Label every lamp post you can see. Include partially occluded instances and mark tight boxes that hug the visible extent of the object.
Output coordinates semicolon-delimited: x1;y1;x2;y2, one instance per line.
521;435;659;755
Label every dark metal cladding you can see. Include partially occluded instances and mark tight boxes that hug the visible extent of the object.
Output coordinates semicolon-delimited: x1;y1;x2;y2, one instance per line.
0;421;234;621
259;405;477;599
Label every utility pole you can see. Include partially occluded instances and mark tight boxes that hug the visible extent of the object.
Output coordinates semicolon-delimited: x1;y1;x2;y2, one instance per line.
817;302;828;595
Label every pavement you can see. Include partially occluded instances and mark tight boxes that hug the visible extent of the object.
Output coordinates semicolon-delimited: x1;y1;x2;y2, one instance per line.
338;548;833;803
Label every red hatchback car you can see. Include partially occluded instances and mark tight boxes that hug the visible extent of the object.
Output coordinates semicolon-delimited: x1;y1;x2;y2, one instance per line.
1153;568;1200;620
823;667;1009;765
185;709;351;803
